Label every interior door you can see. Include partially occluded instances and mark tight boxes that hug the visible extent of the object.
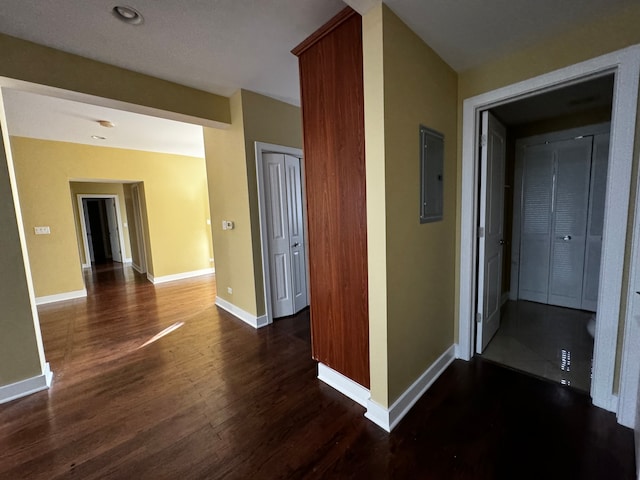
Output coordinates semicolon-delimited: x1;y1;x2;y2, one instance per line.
518;143;555;303
284;154;308;314
477;111;506;353
547;137;592;309
263;153;308;318
105;198;123;262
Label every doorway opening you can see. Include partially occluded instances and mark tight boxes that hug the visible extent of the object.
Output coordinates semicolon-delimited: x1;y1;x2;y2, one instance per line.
458;47;640;416
476;75;614;393
77;194;128;267
255;142;310;327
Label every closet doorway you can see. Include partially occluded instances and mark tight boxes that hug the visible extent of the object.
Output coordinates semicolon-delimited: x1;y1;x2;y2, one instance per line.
476;74;614;393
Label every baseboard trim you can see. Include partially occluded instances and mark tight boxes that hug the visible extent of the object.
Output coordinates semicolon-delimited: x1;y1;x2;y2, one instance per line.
317;363;370;407
35;289;87;305
365;344;456;432
123;257;133;264
149;268;214;285
131;263;144;274
0;363;53;405
215;297;269;329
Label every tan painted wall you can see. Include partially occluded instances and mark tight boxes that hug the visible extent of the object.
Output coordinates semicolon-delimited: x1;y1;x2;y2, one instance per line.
11;137;213;297
123;184;141;268
363;4;389;406
363;5;457;406
241;90;303;315
203;90;302;317
0;33;230;124
0;132;43;385
69;182;132;265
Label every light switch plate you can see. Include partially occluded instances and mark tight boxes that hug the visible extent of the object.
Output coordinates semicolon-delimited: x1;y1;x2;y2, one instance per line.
34;226;51;235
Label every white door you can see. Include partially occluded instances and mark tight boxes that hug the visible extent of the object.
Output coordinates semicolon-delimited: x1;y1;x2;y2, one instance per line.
285;154;308;313
83;200;96;263
263;153;308;317
105;198;123;262
518;143;555;303
547;137;592;309
477;111;506;353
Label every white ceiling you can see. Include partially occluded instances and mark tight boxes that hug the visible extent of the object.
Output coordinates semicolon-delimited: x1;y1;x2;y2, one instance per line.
3;89;206;157
0;0;634;156
0;0;635;105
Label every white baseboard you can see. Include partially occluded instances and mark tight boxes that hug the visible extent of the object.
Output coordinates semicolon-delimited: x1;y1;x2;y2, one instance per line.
123;257;133;264
455;343;469;360
215;296;269;329
36;288;87;305
132;263;144;274
0;362;53;404
365;344;456;432
82;263;91;269
317;363;370;407
149;268;214;285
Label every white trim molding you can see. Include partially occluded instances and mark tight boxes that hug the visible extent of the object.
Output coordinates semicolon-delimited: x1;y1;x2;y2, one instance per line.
458;45;640;415
215;296;269;329
149;268;214;285
36;288;87;305
617;134;640;427
0;362;53;404
365;345;456;432
317;363;370;407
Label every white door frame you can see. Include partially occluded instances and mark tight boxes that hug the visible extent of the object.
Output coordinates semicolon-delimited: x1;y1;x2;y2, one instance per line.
77;194;127;268
457;45;640;416
255;142;309;326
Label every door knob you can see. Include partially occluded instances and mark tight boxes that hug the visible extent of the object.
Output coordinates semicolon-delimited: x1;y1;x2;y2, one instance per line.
499;239;505;245
292;242;300;247
563;235;572;241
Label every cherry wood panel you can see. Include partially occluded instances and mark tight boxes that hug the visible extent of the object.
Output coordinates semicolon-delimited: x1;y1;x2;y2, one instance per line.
294;8;370;387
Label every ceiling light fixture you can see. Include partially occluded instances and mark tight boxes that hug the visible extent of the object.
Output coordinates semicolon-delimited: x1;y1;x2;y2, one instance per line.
98;120;116;128
112;5;144;25
91;135;107;140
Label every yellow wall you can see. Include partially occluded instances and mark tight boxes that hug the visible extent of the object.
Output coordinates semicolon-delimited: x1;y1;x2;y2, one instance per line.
69;182;132;265
363;5;458;406
203;90;302;317
363;4;389;405
0;33;230;125
0;132;43;384
11;137;213;297
241;90;303;314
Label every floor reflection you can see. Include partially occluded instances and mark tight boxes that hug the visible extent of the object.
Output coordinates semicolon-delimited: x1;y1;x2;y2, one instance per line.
481;300;594;392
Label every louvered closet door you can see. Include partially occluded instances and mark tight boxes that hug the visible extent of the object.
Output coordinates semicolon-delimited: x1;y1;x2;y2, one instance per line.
548;137;593;309
519;143;554;303
582;133;609;311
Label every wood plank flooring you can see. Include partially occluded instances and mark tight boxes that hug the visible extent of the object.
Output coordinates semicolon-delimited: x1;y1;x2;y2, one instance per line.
0;263;635;479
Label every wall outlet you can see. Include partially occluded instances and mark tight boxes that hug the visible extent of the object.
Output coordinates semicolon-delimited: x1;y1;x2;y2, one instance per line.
222;220;234;230
227;287;233;294
34;226;51;235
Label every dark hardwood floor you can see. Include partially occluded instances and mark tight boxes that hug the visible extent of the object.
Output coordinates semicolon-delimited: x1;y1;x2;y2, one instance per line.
0;263;635;479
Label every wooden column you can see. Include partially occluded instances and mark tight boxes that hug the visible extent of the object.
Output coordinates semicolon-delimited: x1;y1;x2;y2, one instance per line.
293;7;369;387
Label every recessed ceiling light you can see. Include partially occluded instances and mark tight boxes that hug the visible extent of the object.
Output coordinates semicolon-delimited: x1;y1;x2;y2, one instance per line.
91;135;107;140
112;5;144;25
98;120;116;128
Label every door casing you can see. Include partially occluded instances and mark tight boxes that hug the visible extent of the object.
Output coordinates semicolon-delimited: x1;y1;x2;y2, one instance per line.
458;45;640;420
77;193;127;268
255;142;310;326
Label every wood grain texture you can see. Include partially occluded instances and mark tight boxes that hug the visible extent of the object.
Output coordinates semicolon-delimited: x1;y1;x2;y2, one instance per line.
0;267;634;479
295;10;369;387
